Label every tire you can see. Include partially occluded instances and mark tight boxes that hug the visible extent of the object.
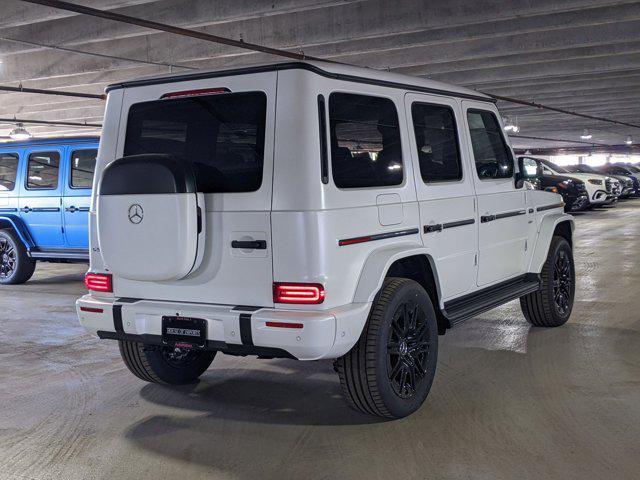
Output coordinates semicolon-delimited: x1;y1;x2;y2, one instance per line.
335;278;438;419
119;340;216;385
520;235;575;327
0;229;36;285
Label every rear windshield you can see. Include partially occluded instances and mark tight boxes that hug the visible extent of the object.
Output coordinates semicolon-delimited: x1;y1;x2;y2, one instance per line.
124;91;267;193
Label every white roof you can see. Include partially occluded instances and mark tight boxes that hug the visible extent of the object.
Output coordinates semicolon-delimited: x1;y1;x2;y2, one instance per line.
107;60;492;101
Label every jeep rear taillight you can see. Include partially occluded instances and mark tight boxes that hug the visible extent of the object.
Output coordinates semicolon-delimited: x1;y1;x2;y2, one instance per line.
273;283;325;304
85;273;113;293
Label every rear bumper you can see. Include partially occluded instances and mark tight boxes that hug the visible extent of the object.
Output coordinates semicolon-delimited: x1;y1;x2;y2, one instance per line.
76;295;371;361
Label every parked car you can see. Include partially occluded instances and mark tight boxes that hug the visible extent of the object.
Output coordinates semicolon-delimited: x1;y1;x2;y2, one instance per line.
531;158;615;208
77;61;575;418
0;137;98;284
567;164;634;199
602;164;640;196
519;157;589;211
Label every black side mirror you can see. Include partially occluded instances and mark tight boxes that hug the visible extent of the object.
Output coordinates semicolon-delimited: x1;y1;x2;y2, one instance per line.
514;156;526;189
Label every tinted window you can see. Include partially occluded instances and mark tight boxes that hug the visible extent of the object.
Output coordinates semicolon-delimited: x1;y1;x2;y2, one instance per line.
411;103;461;182
27;151;59;189
329;93;403;188
70;149;97;189
124;92;267;193
0;153;19;192
467;110;513;179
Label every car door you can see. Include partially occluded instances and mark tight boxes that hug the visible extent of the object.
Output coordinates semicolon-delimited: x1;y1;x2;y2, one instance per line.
63;145;97;249
18;148;64;248
461;102;527;287
405;93;478;301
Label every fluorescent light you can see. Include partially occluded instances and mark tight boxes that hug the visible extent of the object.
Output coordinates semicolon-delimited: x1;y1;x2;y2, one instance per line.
580;129;592;140
9;123;31;141
503;116;519;133
625;136;633;145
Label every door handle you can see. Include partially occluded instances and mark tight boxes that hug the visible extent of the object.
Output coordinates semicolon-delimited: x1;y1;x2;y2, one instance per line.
20;206;31;213
481;214;496;223
65;206;78;213
231;240;267;250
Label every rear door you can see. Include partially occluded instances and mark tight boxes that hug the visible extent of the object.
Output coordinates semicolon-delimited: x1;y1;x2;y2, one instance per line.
103;72;277;306
405;93;478;301
19;148;64;248
461;102;527;287
63;145;97;248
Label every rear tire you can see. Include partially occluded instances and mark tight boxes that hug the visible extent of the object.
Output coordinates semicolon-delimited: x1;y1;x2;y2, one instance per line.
119;340;216;384
0;229;36;285
336;278;438;418
520;235;574;327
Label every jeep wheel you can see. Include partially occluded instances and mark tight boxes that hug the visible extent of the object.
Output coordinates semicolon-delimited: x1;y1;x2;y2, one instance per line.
520;235;575;327
336;278;438;419
0;229;36;285
119;340;216;385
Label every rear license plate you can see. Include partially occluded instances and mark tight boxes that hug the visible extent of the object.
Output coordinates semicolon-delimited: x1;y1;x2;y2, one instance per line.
162;316;207;348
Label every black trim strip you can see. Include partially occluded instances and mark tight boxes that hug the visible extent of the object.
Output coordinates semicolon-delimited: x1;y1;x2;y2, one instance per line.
318;94;329;184
339;227;420;246
0;208;17;213
96;331;295;358
29;207;61;212
113;305;124;333
537;203;564;212
495;209;526;220
106;62;495;104
443;218;475;229
239;313;253;346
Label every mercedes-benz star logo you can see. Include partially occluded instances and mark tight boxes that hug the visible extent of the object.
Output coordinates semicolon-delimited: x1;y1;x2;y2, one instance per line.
128;204;144;224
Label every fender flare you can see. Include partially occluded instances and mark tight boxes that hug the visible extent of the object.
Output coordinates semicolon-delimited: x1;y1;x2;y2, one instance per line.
0;215;35;250
352;243;442;305
528;212;574;273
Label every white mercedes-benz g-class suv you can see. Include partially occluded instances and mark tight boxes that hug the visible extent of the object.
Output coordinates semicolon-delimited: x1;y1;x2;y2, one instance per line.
77;61;575;418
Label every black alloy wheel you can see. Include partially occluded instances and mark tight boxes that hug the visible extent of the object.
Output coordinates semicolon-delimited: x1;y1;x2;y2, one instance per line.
0;236;16;280
387;301;431;399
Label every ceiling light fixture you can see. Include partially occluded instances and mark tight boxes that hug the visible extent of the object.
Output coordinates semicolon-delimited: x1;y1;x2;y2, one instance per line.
503;116;520;133
625;135;633;145
9;123;31;141
580;129;592;140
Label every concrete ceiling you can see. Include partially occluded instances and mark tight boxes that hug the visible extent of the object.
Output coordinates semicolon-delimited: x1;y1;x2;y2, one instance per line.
1;0;639;151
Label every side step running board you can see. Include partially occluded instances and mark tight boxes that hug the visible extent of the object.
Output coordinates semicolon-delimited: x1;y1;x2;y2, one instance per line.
442;274;540;327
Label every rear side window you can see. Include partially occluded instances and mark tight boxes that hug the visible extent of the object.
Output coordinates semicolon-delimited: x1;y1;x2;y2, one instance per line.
124;91;267;193
411;103;462;182
467;110;513;180
0;153;19;192
70;149;97;189
329;93;403;188
26;151;60;189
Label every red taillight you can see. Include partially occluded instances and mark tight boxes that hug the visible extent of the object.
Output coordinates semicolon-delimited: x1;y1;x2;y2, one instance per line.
80;306;104;313
84;273;113;293
273;283;325;304
160;87;230;99
338;235;373;246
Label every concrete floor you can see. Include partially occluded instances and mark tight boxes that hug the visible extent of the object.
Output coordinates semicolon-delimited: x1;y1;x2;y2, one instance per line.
1;202;639;480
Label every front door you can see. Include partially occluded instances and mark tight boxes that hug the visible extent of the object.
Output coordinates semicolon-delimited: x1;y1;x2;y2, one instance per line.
461;102;527;287
18;148;64;248
405;93;478;301
63;146;97;248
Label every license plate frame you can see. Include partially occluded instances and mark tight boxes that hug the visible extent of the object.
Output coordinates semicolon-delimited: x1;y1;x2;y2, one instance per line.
161;316;207;349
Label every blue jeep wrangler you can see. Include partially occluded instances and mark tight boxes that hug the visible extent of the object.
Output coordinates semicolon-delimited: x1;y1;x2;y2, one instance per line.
0;136;98;284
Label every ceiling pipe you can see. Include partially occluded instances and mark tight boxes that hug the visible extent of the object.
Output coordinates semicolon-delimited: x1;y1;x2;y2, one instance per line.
0;117;102;127
0;85;105;99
